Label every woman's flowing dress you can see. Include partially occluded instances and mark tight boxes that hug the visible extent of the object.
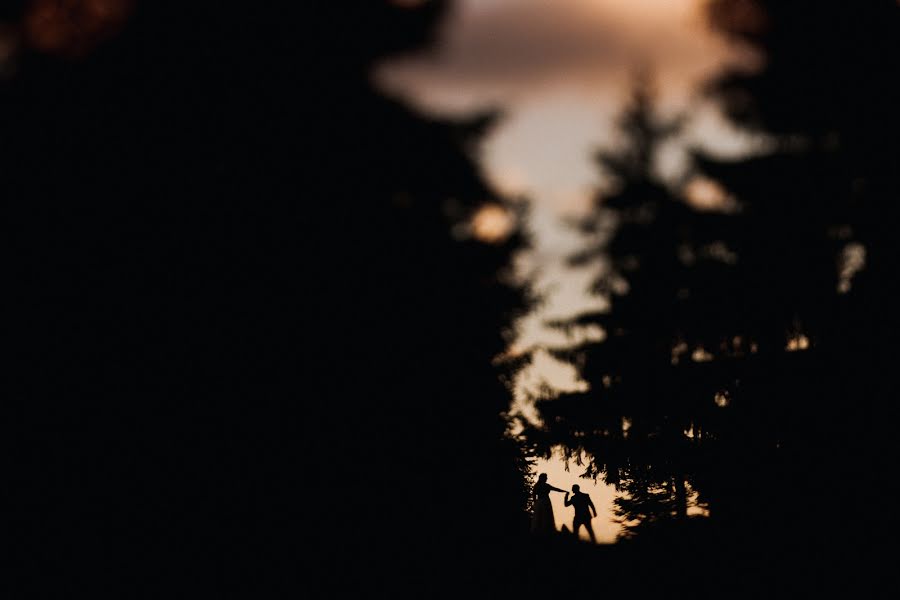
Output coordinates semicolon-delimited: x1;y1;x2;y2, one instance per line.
530;481;556;534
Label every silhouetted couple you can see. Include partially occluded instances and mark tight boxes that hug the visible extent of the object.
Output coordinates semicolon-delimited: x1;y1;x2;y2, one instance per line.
530;473;597;543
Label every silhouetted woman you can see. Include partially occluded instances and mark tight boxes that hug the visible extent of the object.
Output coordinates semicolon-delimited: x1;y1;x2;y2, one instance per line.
530;473;566;535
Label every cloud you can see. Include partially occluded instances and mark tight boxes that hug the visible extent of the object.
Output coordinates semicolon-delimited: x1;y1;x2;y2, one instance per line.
376;0;757;116
374;0;764;214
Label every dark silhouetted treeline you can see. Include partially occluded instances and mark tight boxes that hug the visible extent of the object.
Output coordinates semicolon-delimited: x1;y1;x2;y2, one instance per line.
9;1;533;594
521;0;899;594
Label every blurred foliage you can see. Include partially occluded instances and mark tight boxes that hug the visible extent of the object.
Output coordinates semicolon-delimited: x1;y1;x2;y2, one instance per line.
8;0;534;592
523;0;900;549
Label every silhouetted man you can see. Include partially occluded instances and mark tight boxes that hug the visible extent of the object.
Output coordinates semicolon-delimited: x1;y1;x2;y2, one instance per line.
564;485;597;543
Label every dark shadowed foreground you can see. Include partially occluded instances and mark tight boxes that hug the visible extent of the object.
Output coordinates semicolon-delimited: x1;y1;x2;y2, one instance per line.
8;1;899;596
10;2;530;594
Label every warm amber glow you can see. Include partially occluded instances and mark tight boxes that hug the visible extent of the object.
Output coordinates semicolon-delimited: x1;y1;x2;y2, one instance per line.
671;341;689;365
785;334;810;352
714;391;730;407
25;0;133;58
471;203;514;243
682;175;739;212
534;449;622;543
691;346;714;362
686;485;710;517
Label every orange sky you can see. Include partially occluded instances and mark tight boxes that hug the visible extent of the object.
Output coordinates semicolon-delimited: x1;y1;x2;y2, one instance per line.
378;0;765;542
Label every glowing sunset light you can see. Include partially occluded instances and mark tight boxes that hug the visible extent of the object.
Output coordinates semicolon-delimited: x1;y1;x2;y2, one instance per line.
533;448;622;543
682;175;739;212
692;346;714;362
714;391;730;407
471;203;515;243
786;334;810;352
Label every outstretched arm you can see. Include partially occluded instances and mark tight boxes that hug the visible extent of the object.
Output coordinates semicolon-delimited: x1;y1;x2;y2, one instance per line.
549;485;567;493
